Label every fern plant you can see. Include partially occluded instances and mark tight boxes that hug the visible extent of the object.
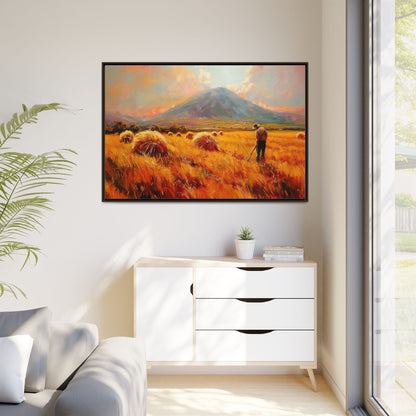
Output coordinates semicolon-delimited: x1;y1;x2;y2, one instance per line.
236;226;255;240
0;104;76;298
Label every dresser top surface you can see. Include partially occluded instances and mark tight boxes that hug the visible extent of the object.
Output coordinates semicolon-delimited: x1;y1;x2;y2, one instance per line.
135;256;316;268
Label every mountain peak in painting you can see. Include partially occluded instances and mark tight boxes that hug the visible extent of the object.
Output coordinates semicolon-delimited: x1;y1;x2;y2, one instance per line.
147;87;304;129
161;87;263;120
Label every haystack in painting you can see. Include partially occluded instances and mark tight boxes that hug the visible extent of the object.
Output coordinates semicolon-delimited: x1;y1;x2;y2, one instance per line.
193;132;219;152
131;130;168;157
120;130;134;143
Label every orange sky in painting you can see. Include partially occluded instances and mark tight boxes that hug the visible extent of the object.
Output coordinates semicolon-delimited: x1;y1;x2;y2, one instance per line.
131;105;175;118
105;65;305;118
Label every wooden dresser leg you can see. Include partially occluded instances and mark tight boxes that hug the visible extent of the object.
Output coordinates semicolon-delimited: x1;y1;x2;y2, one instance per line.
307;369;318;392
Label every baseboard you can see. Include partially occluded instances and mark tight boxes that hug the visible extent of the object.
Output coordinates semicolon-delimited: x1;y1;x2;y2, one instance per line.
321;363;347;410
148;365;305;375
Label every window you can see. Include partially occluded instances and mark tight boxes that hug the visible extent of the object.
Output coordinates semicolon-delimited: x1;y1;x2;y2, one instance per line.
368;1;416;415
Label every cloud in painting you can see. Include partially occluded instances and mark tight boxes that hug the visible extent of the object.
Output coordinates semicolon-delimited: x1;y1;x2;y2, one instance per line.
228;65;305;115
105;64;305;119
105;65;208;118
197;68;211;88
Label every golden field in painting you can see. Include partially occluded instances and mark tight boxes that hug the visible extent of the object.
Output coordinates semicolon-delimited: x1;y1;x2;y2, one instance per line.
104;130;305;200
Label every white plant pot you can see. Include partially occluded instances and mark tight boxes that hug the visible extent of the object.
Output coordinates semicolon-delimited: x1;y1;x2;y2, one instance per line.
235;239;256;260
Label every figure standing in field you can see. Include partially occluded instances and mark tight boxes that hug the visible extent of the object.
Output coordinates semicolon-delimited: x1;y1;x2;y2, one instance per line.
253;123;267;163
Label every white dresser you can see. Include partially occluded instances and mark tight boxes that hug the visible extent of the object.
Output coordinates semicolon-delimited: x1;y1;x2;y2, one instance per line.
134;256;317;391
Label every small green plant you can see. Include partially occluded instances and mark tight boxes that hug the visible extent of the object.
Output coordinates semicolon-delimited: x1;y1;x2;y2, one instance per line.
236;226;255;240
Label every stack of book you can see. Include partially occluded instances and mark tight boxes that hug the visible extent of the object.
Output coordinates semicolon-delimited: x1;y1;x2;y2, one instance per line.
263;246;304;262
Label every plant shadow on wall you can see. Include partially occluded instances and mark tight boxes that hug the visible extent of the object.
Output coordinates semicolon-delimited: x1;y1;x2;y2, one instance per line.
76;227;153;339
0;104;76;298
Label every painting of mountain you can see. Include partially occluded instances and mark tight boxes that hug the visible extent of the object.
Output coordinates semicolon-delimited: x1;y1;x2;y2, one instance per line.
105;112;143;126
145;87;304;129
103;63;307;200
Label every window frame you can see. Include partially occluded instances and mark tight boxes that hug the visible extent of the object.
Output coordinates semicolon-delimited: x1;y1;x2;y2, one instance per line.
364;1;397;415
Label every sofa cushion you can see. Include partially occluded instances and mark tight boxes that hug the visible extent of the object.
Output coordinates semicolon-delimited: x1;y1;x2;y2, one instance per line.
45;322;99;390
54;337;147;416
0;390;61;416
0;307;51;392
0;335;33;403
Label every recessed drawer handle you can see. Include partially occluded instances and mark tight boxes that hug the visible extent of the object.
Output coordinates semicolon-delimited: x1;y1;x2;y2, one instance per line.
237;267;274;272
236;298;274;303
236;330;274;335
190;284;193;295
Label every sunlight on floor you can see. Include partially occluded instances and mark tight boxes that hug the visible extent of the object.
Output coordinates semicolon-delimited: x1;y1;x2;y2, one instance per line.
147;375;345;416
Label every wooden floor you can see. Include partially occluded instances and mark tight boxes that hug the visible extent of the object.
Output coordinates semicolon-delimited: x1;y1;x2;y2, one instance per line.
147;374;345;416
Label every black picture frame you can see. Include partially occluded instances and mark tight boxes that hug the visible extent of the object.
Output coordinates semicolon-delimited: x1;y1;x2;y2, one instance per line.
102;62;308;201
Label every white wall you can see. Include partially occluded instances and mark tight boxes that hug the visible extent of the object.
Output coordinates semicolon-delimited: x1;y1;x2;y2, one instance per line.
321;0;347;410
0;0;322;340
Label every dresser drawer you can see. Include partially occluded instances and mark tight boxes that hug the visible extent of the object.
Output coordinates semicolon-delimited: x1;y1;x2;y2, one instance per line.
195;330;314;362
195;267;314;298
196;299;314;330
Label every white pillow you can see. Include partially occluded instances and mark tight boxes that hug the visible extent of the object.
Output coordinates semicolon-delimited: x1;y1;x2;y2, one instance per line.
0;334;33;404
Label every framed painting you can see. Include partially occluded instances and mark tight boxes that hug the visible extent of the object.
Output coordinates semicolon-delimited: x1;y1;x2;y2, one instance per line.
102;62;308;201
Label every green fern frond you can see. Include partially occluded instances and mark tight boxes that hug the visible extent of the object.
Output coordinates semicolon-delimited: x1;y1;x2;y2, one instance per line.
0;281;27;299
0;104;76;299
0;103;65;149
0;241;40;268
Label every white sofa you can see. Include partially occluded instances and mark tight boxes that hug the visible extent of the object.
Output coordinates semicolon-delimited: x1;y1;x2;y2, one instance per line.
0;308;147;416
